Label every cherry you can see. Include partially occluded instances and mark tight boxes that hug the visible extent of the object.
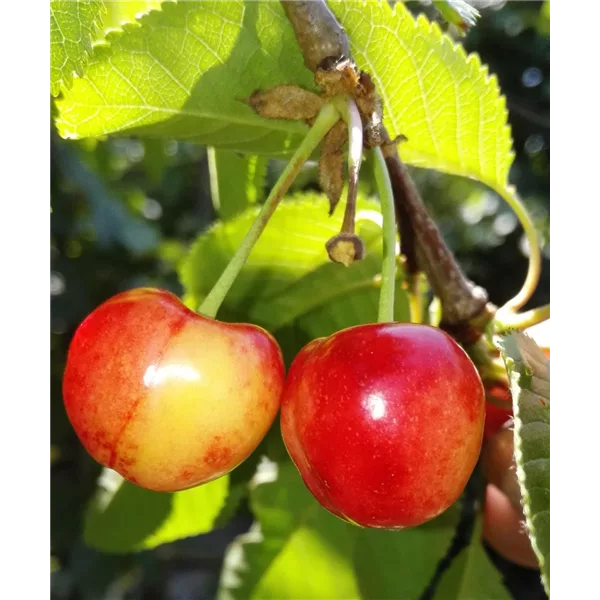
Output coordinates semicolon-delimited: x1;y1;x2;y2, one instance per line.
63;288;285;492
483;483;539;569
481;427;521;510
280;323;485;528
481;428;538;569
483;383;513;442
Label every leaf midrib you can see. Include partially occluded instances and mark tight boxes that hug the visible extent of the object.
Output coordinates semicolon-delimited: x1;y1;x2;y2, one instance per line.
59;102;309;134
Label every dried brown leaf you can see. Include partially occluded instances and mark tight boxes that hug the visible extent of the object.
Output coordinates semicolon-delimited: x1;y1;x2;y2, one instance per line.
318;121;347;214
315;57;360;97
246;85;324;121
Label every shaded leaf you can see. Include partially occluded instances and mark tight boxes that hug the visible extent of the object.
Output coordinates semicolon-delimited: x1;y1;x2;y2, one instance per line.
497;331;550;594
354;501;461;599
50;0;105;96
52;137;159;255
84;469;229;553
208;149;269;221
434;515;510;599
218;460;360;600
179;193;399;323
536;1;550;38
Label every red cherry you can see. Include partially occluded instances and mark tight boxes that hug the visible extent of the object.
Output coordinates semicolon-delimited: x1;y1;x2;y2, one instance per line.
483;384;513;442
63;288;285;492
483;484;539;569
280;323;485;528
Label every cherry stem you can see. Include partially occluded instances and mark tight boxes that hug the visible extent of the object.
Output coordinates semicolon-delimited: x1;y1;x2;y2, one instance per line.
494;303;550;333
493;184;542;314
373;147;397;323
198;102;340;318
333;96;363;235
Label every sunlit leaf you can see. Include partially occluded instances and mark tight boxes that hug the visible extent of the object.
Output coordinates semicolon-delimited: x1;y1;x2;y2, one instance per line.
54;0;513;188
102;0;162;33
55;1;313;156
50;0;105;96
84;469;228;553
218;460;360;600
536;1;550;37
330;0;514;188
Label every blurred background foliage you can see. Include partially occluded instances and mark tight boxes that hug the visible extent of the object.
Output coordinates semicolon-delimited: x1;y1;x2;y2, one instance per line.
51;1;549;598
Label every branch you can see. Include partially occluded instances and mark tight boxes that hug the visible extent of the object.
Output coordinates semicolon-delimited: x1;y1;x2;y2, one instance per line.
281;0;495;337
381;142;491;326
281;1;350;71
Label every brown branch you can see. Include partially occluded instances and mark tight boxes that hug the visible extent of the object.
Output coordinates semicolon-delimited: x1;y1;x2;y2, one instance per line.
280;0;495;336
281;1;350;71
381;141;491;325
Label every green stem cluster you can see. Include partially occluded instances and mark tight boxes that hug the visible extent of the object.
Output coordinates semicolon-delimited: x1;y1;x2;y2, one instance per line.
373;147;397;324
200;98;399;326
198;103;340;318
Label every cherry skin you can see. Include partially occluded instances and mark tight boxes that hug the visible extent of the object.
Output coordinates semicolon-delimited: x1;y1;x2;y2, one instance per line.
63;288;285;492
280;323;485;529
483;483;539;569
483;384;513;442
481;428;538;569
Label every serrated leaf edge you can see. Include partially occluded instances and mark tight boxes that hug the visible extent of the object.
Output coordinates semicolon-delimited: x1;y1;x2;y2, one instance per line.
54;0;176;132
336;0;514;188
50;0;107;96
496;332;550;595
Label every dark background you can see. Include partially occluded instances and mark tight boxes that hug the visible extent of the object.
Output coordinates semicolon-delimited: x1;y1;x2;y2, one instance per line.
51;2;549;598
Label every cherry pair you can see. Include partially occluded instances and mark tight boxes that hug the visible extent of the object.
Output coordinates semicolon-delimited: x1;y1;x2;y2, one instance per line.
63;288;485;528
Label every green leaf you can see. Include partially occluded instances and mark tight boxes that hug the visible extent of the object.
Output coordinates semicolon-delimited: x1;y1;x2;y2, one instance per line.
50;0;105;96
54;1;313;156
54;0;513;188
497;331;550;594
180;192;407;327
52;137;160;255
354;502;461;599
102;0;163;33
84;469;228;553
218;460;360;600
434;516;510;600
208;148;269;221
250;249;410;334
330;0;514;188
